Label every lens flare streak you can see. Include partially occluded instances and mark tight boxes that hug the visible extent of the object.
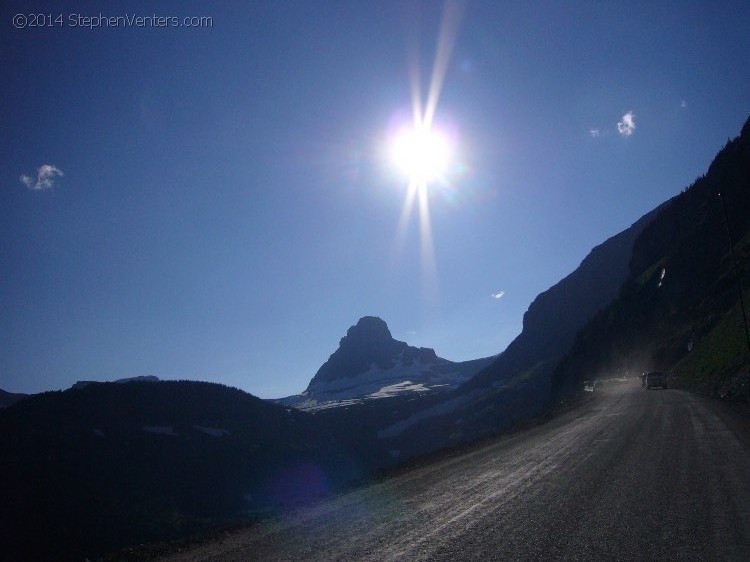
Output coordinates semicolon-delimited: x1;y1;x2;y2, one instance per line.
391;2;465;313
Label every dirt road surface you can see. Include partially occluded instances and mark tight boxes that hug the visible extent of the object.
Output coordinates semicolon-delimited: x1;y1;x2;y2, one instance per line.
158;381;750;560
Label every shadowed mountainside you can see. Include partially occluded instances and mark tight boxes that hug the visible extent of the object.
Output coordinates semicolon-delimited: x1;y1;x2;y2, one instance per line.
464;205;660;394
552;115;750;401
0;381;365;561
367;207;660;460
0;388;28;408
374;116;750;461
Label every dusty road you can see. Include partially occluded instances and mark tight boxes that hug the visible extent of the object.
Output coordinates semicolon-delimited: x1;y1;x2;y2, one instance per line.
160;381;750;560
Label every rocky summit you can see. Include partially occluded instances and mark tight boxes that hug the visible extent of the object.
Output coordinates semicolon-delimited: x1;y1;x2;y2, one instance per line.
308;316;435;387
279;316;493;411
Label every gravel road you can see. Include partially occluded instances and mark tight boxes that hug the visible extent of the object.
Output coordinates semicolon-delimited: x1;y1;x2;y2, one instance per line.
159;381;750;561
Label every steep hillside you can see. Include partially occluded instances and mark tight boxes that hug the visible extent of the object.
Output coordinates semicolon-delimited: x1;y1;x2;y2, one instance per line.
0;388;28;408
552;116;750;400
464;206;660;395
0;381;364;561
370;207;660;460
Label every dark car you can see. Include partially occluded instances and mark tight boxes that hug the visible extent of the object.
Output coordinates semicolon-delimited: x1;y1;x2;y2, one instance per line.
644;371;668;389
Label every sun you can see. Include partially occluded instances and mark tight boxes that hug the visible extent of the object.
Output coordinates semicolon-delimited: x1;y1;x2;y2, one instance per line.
381;0;465;312
390;124;451;186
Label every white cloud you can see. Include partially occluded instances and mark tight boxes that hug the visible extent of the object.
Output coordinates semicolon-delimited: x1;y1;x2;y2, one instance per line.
617;111;636;136
658;268;666;288
681;100;688;109
19;164;64;190
491;291;505;300
589;128;600;138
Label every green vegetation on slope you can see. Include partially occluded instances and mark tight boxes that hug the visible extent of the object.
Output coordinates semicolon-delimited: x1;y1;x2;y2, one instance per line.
675;285;750;399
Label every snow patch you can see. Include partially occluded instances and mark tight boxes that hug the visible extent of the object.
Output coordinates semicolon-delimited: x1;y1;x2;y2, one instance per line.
194;425;230;437
367;381;430;399
279;355;493;412
307;359;464;398
294;397;365;412
142;425;178;436
290;381;436;412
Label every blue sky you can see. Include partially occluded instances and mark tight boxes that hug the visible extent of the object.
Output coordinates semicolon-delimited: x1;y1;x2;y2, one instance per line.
2;1;749;398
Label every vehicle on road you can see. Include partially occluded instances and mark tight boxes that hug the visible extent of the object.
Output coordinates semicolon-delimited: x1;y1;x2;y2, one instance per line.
644;371;668;389
584;380;605;391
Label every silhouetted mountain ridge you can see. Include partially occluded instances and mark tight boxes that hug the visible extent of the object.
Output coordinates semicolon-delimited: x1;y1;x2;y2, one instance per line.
0;380;364;561
308;316;433;387
367;208;659;459
464;207;661;395
552;115;750;399
0;388;28;408
281;316;494;410
71;374;160;389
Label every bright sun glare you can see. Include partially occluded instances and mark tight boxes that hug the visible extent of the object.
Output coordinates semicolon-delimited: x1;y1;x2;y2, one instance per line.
383;1;465;311
391;125;451;186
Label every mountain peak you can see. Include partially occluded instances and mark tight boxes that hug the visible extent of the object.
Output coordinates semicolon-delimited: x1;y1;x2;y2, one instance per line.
280;316;494;409
307;317;407;389
341;316;393;346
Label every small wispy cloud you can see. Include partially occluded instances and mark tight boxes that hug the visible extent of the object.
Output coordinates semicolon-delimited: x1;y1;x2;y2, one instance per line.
491;291;505;300
19;164;64;190
680;100;688;109
657;268;666;288
589;128;600;138
617;111;636;136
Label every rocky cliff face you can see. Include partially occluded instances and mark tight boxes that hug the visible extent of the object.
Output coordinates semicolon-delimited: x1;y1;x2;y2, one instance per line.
462;206;661;396
280;316;493;410
307;317;439;389
374;207;661;458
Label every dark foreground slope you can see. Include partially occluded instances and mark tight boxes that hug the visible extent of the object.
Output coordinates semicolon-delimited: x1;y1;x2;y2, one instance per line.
552;116;750;400
159;382;750;561
0;381;364;561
